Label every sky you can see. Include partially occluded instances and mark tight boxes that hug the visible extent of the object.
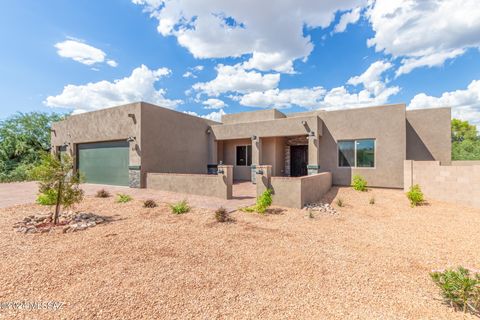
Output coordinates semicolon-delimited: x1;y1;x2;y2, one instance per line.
0;0;479;126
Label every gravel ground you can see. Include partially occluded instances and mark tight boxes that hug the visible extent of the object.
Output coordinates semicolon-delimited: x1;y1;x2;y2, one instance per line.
0;187;479;319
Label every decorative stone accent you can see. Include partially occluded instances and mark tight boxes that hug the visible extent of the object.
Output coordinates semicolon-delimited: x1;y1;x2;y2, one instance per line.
251;165;257;184
284;146;291;176
303;202;337;215
129;165;141;188
307;164;320;175
13;212;106;234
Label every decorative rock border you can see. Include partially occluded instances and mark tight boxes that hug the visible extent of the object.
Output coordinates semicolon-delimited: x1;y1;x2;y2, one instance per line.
13;212;107;234
303;202;338;215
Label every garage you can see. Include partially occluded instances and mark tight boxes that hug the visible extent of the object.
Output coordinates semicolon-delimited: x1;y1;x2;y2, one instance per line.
77;141;129;186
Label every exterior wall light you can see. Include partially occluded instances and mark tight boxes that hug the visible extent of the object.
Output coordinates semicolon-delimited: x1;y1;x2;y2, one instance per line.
251;135;257;141
206;128;212;134
61;142;69;148
256;169;264;175
301;120;307;125
309;131;315;136
126;136;136;142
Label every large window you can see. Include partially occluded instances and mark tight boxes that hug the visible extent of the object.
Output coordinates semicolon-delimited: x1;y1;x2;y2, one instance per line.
236;145;252;166
338;139;375;168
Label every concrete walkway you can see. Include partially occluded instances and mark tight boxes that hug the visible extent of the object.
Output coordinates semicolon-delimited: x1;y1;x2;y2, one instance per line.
0;181;256;211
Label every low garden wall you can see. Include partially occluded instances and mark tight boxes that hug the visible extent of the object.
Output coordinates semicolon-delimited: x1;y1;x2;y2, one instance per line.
255;165;332;209
404;160;480;208
146;165;233;199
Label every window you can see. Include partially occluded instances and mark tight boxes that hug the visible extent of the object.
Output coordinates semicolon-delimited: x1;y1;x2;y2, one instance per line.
338;139;375;168
236;145;252;166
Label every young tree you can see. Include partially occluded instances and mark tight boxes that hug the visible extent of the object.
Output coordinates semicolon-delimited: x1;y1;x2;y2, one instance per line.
31;153;84;225
451;119;478;142
451;119;480;160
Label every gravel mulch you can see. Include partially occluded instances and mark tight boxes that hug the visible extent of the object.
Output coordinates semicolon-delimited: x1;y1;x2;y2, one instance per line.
0;186;479;319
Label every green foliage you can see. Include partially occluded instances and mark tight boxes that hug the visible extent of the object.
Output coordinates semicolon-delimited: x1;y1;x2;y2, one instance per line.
143;199;158;208
308;210;314;219
96;189;111;198
336;198;344;207
116;194;132;203
31;153;84;224
170;200;190;214
215;206;228;222
451;118;480;160
352;174;367;191
36;189;58;205
407;184;424;207
369;196;375;205
430;267;480;314
0;112;64;182
241;189;273;214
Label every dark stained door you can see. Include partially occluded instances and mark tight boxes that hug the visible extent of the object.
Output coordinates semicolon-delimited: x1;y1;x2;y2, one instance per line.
290;145;308;177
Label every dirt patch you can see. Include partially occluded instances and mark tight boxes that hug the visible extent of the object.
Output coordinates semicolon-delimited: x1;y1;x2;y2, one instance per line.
0;187;479;319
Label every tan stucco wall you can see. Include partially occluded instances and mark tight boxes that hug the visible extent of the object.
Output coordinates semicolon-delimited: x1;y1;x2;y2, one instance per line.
140;102;215;175
221;138;251;180
262;137;286;176
51;102;142;166
406;108;451;163
221;109;286;124
146;165;233;199
404;160;480;208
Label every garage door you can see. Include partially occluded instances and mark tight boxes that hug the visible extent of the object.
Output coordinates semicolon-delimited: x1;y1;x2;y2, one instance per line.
77;141;129;186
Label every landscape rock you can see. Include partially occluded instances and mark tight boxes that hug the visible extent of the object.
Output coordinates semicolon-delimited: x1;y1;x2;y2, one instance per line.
13;212;106;234
303;202;337;215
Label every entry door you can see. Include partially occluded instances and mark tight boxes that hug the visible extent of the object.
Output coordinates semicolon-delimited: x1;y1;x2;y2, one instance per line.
290;145;308;177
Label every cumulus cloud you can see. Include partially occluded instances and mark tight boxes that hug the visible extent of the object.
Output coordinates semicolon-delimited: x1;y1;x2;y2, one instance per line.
54;39;118;67
184;109;226;122
347;60;394;96
409;80;480;127
333;7;362;33
183;65;205;78
366;0;480;75
132;0;365;73
202;98;227;109
192;63;280;96
44;65;182;113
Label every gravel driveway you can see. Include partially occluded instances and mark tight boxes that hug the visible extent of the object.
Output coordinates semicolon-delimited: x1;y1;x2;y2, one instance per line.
1;187;479;319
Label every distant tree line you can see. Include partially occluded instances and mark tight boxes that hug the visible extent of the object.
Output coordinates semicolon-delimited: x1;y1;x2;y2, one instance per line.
451;118;480;160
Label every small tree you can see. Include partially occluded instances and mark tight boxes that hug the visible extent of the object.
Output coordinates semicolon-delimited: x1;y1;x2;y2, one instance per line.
31;153;84;224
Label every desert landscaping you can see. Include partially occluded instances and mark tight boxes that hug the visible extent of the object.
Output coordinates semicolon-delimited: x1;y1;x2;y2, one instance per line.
1;186;479;319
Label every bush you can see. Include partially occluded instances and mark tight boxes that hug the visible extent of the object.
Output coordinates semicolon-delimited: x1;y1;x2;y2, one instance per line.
336;198;344;207
369;197;375;205
215;207;228;222
96;189;111;198
407;184;424;207
116;193;132;203
430;266;480;314
36;189;58;205
241;189;273;214
170;200;189;214
352;174;367;191
143;199;158;208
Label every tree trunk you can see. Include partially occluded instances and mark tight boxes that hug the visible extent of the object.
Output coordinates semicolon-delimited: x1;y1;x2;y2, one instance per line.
53;180;63;225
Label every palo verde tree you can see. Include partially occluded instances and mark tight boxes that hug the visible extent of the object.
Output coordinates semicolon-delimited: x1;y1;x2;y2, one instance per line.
31;153;84;225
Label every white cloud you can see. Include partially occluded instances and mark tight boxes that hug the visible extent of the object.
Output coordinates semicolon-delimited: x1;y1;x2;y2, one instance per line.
366;0;480;75
193;65;204;71
54;39;118;67
183;71;196;78
333;7;362;33
184;109;226;122
409;80;480;127
192;63;280;96
44;65;182;113
132;0;365;73
238;60;399;110
202;98;227;109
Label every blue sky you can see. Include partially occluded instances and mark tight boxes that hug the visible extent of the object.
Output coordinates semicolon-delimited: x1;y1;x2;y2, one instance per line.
0;0;479;125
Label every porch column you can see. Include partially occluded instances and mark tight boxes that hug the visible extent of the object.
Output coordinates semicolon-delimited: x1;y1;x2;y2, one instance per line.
255;165;272;196
307;133;320;175
207;128;218;174
251;136;262;183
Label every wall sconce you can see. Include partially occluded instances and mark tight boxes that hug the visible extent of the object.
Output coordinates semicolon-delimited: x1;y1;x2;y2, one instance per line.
309;131;315;136
206;128;212;134
251;135;257;141
61;142;69;148
217;169;224;174
126;136;136;142
256;169;264;175
301;120;306;125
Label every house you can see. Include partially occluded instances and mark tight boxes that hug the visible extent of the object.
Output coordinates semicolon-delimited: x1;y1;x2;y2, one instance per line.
51;101;451;193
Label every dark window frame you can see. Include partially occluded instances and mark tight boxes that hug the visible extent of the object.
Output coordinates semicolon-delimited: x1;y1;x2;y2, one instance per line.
235;145;252;166
338;139;376;168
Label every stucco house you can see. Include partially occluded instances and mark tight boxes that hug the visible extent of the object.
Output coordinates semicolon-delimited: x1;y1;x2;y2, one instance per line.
51;101;451;194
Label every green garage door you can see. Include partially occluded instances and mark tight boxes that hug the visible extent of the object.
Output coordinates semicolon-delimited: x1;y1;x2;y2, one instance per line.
77;141;129;186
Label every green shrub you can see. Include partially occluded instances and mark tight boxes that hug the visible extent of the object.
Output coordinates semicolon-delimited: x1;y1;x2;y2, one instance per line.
407;184;424;207
96;189;111;198
308;209;314;219
116;193;132;203
215;206;228;222
36;189;58;205
143;199;158;208
170;200;189;214
241;189;273;214
336;198;344;207
369;197;375;205
352;174;367;191
430;266;480;314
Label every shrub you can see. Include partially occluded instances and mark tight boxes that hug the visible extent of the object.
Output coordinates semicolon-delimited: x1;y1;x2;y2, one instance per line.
241;189;273;214
96;189;111;198
36;189;58;205
170;200;189;214
308;210;314;219
430;266;480;314
215;206;228;222
336;198;344;207
143;199;157;208
352;174;367;191
407;184;424;207
369;197;375;205
116;193;132;203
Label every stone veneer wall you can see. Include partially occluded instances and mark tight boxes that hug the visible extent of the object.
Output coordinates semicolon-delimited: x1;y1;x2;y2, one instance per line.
404;160;480;208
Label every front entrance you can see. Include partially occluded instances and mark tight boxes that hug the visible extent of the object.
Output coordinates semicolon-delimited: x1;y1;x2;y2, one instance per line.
290;145;308;177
